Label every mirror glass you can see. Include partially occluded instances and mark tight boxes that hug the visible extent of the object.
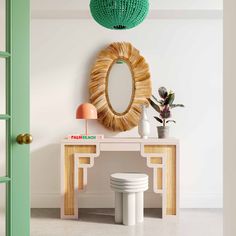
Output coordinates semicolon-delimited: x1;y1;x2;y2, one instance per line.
108;60;133;114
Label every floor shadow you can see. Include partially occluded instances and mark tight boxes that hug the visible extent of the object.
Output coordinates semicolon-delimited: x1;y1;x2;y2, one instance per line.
144;208;162;219
31;208;163;224
78;209;115;224
31;209;61;219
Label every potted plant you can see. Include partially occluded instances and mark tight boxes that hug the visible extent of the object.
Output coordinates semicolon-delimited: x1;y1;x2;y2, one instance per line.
148;87;184;138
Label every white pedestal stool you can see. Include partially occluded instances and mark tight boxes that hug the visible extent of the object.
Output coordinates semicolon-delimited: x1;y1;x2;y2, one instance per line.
110;173;149;226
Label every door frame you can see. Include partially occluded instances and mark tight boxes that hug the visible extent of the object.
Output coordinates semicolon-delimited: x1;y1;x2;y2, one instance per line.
0;0;30;235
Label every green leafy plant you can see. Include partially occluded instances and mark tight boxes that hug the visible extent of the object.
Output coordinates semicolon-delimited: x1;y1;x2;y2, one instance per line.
148;87;184;127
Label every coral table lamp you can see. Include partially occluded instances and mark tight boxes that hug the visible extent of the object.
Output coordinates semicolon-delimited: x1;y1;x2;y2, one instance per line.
76;103;97;135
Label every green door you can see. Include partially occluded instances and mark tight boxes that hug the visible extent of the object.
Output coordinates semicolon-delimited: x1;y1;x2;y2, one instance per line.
0;0;30;235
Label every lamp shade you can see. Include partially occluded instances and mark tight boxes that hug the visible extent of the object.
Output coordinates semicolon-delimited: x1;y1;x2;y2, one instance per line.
76;103;97;119
90;0;149;30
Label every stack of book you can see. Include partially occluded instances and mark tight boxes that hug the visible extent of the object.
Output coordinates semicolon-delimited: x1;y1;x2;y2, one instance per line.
65;134;104;140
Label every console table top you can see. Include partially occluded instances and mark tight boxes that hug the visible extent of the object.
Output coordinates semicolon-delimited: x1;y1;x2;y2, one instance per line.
62;137;179;145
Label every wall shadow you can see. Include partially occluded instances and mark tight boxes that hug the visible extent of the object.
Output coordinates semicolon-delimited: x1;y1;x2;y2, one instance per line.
30;144;61;198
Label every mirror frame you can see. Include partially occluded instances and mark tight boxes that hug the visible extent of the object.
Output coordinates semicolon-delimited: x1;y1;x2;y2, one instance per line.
89;42;152;131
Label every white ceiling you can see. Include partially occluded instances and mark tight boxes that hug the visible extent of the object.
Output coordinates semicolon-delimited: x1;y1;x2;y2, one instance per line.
31;0;223;11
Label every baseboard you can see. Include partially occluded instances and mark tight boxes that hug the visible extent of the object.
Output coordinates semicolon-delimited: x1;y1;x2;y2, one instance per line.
31;192;223;208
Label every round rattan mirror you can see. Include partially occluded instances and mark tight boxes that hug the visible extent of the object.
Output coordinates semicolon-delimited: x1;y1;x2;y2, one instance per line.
89;42;152;131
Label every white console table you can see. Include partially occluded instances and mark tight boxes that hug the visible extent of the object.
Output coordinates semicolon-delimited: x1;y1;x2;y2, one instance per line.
60;138;179;219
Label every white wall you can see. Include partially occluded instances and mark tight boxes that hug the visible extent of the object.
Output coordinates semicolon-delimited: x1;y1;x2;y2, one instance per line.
31;0;223;11
30;17;223;208
224;0;236;235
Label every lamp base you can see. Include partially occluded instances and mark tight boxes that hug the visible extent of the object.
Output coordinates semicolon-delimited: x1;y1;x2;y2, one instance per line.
85;119;88;136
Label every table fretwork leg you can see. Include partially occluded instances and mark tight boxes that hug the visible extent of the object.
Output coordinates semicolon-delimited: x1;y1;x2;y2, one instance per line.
63;146;77;218
142;145;178;217
61;145;98;219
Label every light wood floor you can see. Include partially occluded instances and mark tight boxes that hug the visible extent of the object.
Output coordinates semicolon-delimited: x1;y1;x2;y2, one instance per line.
0;209;223;236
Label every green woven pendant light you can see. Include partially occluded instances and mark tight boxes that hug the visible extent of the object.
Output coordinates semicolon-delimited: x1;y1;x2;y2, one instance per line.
90;0;149;30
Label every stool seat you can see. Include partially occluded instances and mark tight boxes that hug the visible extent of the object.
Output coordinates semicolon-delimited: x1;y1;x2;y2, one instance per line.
111;182;148;193
110;172;149;226
111;173;148;182
110;173;148;193
111;180;148;186
111;186;148;193
111;183;148;189
111;179;148;186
